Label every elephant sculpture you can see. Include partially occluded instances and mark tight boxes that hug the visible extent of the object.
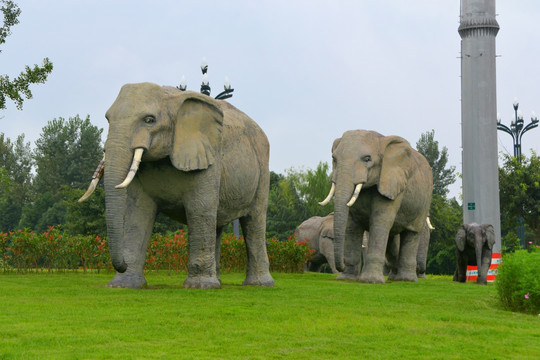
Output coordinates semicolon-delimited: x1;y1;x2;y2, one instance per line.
319;130;433;283
453;223;495;285
295;213;339;273
80;82;274;289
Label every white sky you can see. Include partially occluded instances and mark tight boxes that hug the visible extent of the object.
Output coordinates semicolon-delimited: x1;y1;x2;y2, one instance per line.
1;1;539;200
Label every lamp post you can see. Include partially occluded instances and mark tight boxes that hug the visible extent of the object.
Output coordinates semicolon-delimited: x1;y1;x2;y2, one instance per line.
497;99;539;162
496;100;539;248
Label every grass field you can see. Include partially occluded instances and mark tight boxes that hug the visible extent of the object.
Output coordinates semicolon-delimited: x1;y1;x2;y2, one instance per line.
1;272;539;359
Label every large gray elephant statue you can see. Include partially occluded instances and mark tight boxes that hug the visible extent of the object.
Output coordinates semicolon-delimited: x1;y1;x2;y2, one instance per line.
295;213;339;273
319;130;433;283
453;223;495;285
80;82;274;289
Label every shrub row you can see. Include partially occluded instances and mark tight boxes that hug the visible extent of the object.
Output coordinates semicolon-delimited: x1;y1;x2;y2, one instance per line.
496;246;540;315
0;227;313;274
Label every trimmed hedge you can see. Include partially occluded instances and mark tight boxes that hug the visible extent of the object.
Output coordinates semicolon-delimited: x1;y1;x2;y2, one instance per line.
496;247;540;315
0;227;313;274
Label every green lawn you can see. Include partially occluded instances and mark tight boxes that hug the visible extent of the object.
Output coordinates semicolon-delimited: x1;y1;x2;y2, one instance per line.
0;272;539;359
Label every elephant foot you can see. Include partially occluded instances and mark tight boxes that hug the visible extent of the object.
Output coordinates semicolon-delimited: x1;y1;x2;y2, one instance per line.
476;277;488;285
417;273;427;279
336;272;357;281
358;272;386;284
184;275;221;289
392;271;418;282
107;271;147;289
243;272;274;287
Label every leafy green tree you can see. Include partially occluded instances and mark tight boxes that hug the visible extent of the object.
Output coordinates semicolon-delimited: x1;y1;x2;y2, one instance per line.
288;161;333;218
499;151;540;249
426;194;462;275
0;0;53;110
19;115;104;232
416;130;456;197
266;171;307;240
0;133;32;231
416;130;461;274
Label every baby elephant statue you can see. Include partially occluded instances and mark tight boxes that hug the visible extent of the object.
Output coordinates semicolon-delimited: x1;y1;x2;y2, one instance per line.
453;223;495;285
295;213;339;273
80;82;274;289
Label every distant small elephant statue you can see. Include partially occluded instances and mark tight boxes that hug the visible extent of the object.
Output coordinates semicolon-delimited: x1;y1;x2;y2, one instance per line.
453;223;495;285
295;213;339;273
80;82;274;289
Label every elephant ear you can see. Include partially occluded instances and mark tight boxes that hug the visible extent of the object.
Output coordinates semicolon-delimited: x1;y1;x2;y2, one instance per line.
455;225;467;252
482;224;496;250
171;95;224;171
377;136;411;200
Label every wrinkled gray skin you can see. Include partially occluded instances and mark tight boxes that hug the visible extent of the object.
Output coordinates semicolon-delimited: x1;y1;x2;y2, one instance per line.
328;130;433;283
453;223;495;285
295;213;339;273
104;83;273;289
384;221;431;279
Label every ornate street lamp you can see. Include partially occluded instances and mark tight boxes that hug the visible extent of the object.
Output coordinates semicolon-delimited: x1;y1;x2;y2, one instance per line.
177;58;234;100
497;99;538;248
497;99;539;162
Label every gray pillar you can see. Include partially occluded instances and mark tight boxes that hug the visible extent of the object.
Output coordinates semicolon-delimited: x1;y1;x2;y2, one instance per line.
459;0;502;252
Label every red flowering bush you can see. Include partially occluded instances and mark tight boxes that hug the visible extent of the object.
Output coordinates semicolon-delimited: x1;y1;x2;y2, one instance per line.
1;229;312;274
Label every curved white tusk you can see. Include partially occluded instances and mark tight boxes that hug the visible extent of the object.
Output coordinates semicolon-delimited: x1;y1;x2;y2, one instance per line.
427;217;435;230
78;178;100;202
78;155;106;203
346;183;363;207
318;182;336;206
115;148;144;189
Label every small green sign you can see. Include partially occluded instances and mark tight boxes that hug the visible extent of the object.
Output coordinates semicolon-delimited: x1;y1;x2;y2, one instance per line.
468;202;476;210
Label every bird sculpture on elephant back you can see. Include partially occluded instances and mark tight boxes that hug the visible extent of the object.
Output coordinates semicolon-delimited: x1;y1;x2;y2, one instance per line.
319;130;433;283
453;223;495;285
79;82;274;289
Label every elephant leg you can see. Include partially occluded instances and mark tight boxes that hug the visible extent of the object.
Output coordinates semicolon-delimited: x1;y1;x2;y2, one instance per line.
359;197;397;284
477;249;492;285
454;251;468;283
385;235;400;280
107;188;157;289
184;212;221;289
336;216;363;281
240;212;274;287
319;236;339;274
215;226;224;285
416;225;430;278
393;230;420;282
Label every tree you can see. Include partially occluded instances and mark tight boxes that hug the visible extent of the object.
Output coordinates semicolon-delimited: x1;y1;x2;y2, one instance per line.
288;161;333;218
416;130;456;197
499;151;540;249
19;115;103;232
266;171;308;240
0;132;32;231
0;0;53;110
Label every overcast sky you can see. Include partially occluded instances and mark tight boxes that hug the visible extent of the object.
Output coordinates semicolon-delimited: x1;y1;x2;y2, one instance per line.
2;0;540;199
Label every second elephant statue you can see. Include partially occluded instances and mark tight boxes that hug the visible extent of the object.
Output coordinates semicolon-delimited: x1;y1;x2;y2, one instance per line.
295;213;339;273
319;130;433;283
453;223;495;285
81;82;274;289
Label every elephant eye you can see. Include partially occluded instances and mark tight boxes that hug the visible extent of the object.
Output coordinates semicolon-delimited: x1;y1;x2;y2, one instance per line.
362;155;372;163
143;115;156;124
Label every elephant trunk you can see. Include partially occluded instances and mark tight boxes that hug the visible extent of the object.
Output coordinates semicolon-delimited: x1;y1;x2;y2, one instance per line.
475;239;484;282
333;177;357;272
104;139;132;273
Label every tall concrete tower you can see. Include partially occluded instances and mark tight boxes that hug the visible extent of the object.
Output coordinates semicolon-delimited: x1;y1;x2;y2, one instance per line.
459;0;501;252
